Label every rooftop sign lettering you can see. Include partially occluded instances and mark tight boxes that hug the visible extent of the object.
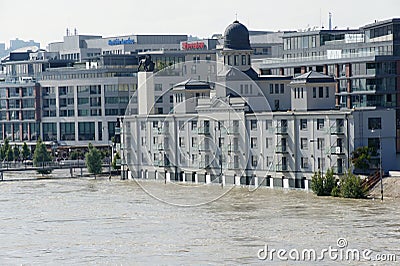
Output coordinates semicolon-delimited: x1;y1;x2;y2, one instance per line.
181;41;206;50
108;38;135;46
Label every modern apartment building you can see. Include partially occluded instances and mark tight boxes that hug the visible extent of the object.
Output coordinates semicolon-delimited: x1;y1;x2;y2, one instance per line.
255;18;400;151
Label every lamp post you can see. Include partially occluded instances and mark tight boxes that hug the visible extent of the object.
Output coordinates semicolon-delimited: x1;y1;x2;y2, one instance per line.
371;129;383;201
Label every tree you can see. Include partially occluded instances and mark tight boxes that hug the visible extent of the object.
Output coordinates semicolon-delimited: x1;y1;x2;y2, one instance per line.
311;168;338;196
5;148;13;162
340;171;367;199
33;138;52;175
13;145;20;161
85;143;102;179
1;138;10;161
112;152;121;170
22;142;31;163
351;146;375;173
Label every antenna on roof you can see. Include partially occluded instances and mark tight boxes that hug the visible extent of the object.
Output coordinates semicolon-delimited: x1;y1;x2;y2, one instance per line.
329;12;332;30
74;28;78;35
66;28;70;36
235;12;238;21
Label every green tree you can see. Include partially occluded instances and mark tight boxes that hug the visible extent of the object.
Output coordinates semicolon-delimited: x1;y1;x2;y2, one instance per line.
5;148;13;162
351;146;375;173
22;142;31;163
33;138;52;175
13;145;20;161
340;171;367;199
85;143;102;179
311;168;338;196
1;138;10;161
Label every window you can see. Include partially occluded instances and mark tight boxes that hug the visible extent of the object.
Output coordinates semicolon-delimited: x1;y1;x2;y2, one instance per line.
250;137;257;149
78;122;95;141
155;84;162;91
300;138;308;150
317;119;324;130
191;121;197;130
368;117;381;130
317;138;325;150
250;120;257;130
270;84;274;94
300;119;307;130
179;137;185;148
368;138;380;150
241;55;246;65
42;123;57;141
234;55;239;66
326;87;329;98
60;122;75;141
266;138;272;149
301;157;309;168
275;84;279;94
313;87;316;98
319;87;323;98
280;84;284;94
191;137;197;148
266;120;272;130
252;155;258;167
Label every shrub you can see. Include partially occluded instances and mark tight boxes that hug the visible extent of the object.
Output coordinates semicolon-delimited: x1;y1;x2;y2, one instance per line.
311;169;338;196
340;171;367;199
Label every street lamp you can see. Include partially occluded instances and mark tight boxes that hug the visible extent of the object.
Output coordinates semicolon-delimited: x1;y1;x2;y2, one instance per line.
371;129;383;201
310;139;323;177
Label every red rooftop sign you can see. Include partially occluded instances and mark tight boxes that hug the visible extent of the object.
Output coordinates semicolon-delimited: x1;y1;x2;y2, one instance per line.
181;41;206;50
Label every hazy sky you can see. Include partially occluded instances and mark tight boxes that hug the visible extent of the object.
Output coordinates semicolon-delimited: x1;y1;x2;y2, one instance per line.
0;0;398;48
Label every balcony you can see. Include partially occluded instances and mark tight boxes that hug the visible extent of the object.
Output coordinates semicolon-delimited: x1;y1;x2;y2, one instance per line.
330;127;344;135
228;162;240;170
332;166;344;175
153;127;168;135
222;127;239;135
275;145;288;153
155;159;170;167
275;164;288;172
197;127;210;135
330;146;344;155
157;143;169;151
275;126;288;135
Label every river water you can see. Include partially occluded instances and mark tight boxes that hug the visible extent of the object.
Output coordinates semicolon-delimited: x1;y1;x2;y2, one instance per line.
0;170;399;265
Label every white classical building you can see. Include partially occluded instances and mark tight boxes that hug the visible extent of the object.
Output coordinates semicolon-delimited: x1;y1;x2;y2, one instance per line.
119;21;398;189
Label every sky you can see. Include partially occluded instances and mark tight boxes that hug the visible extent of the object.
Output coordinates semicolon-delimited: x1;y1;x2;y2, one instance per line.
0;0;398;48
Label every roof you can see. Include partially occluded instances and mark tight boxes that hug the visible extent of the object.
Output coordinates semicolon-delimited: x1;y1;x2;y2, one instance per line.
290;71;336;85
172;78;212;91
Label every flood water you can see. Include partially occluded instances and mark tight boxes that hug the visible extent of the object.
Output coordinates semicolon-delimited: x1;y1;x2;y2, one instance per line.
0;170;399;265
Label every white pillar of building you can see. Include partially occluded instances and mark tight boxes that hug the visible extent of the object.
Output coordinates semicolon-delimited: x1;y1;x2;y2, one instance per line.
254;176;259;188
222;174;226;186
235;175;241;186
166;172;171;182
182;172;186;183
206;174;211;184
138;71;155;115
283;178;289;189
305;179;309;190
195;173;198;184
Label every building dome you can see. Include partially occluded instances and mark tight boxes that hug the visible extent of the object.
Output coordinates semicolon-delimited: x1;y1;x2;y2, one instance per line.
224;20;251;50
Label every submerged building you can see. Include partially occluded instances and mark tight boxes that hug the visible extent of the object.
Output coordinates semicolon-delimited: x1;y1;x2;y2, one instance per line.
119;21;398;189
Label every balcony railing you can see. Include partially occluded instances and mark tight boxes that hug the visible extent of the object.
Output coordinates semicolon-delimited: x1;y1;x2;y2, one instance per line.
275;164;288;172
330;127;344;135
330;146;344;155
275;126;288;135
153;127;168;135
275;145;288;153
197;127;210;135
